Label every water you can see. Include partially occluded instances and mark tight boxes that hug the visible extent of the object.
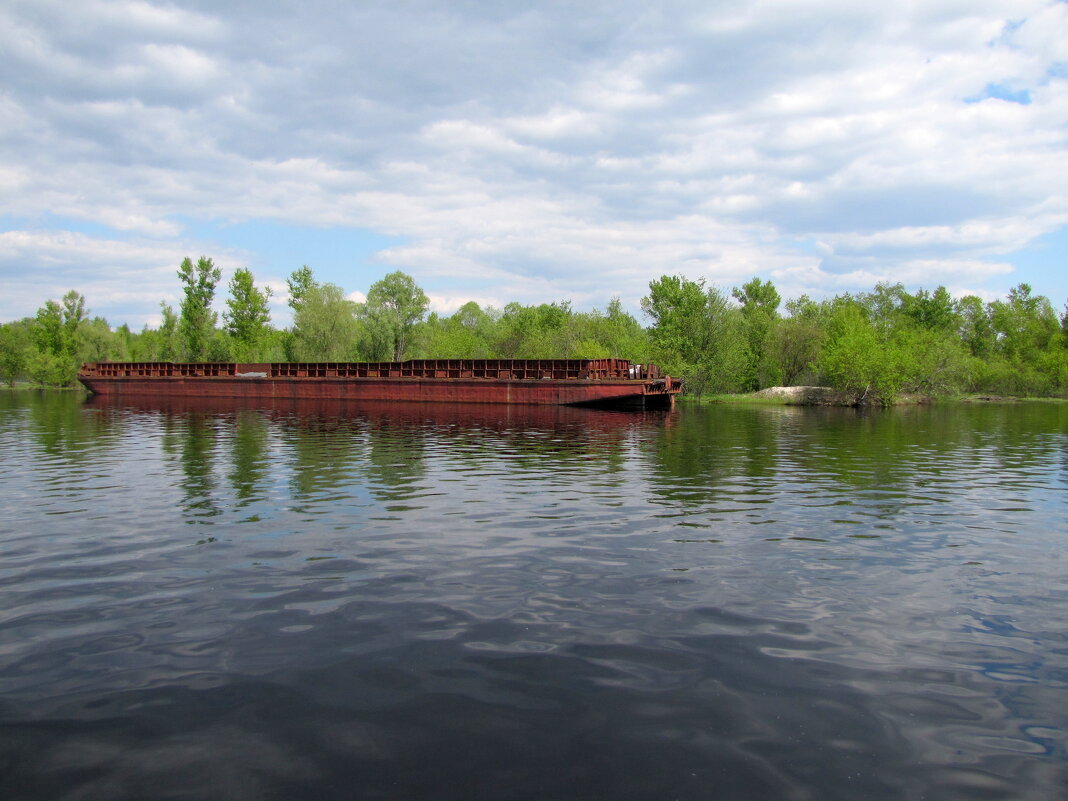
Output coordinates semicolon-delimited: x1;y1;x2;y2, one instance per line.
1;392;1066;800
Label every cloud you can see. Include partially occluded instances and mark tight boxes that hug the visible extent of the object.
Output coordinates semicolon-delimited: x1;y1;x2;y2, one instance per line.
1;0;1066;325
0;229;258;327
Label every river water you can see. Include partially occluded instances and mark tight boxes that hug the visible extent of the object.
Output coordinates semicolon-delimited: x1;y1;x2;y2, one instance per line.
1;392;1066;800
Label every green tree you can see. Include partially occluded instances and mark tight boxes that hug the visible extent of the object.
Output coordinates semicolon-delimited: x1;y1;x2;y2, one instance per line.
732;277;781;390
642;275;749;394
956;295;995;358
641;275;710;367
291;283;362;360
494;301;573;358
224;268;273;360
61;290;88;347
0;321;33;386
177;256;221;361
79;317;126;363
773;296;826;386
901;286;957;332
363;271;429;361
415;301;497;358
33;299;65;359
27;290;91;385
985;283;1063;394
567;298;650;361
287;265;316;312
159;303;179;360
817;302;908;405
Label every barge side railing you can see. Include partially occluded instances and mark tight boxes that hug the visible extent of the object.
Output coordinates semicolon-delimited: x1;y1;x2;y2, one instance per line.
80;359;666;381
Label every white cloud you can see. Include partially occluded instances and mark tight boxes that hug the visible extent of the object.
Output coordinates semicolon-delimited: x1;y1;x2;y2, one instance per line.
0;229;257;327
1;0;1066;325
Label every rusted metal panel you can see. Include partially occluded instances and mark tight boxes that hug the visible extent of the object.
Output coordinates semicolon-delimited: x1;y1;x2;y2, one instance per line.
78;359;682;408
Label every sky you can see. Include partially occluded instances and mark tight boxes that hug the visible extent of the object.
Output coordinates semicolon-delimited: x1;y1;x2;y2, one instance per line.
1;0;1066;329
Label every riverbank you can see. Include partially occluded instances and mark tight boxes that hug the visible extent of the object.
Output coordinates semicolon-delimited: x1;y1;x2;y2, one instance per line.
693;386;1068;406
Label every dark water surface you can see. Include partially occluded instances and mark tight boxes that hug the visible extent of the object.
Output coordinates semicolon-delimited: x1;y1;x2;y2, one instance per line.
1;392;1066;800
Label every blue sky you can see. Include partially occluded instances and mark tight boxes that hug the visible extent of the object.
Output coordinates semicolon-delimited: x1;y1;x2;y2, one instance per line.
1;0;1066;329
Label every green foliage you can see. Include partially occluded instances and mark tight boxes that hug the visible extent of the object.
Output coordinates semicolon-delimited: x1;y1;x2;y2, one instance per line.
363;271;429;361
411;297;649;362
583;298;651;361
415;302;496;358
4;263;1067;400
641;275;708;365
773;314;824;386
495;301;573;358
642;275;749;394
291;283;362;361
815;294;974;404
956;295;995;358
25;290;112;386
177;256;221;361
224;268;273;360
902;286;957;331
287;265;316;311
27;349;77;387
732;277;781;390
817;302;909;405
33;300;64;357
80;317;127;363
0;321;33;386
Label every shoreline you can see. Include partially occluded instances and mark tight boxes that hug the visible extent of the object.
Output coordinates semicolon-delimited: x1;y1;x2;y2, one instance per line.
691;386;1068;407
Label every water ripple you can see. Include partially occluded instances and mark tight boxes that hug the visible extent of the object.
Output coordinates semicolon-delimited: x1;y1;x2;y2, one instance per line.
0;394;1066;799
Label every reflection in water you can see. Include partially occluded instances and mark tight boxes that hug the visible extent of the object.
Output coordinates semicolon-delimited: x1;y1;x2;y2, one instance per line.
161;412;221;522
227;410;270;507
0;393;1065;800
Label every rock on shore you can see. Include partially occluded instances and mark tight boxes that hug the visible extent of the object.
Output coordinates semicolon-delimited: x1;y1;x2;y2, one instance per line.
753;386;863;406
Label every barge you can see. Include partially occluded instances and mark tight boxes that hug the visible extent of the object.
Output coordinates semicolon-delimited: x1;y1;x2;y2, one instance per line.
78;359;682;409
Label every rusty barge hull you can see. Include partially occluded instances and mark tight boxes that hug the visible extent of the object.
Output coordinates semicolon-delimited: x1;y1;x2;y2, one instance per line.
78;359;681;409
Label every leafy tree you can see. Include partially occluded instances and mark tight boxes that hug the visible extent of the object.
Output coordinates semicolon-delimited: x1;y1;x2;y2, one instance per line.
159;302;180;360
61;290;88;346
642;275;749;394
26;350;73;387
898;326;972;396
363;271;429;361
773;302;825;386
566;298;650;361
287;265;316;312
817;302;908;404
990;283;1060;360
224;268;273;360
177;256;221;361
33;300;65;359
495;301;573;358
983;284;1064;394
27;290;92;385
732;277;781;390
415;301;497;358
956;295;995;358
857;282;908;331
0;321;33;386
291;283;362;360
641;275;710;366
816;291;972;402
79;317;126;363
901;286;957;331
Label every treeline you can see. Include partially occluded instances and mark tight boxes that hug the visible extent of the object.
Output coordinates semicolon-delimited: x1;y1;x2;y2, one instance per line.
1;257;1067;403
643;276;1068;402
